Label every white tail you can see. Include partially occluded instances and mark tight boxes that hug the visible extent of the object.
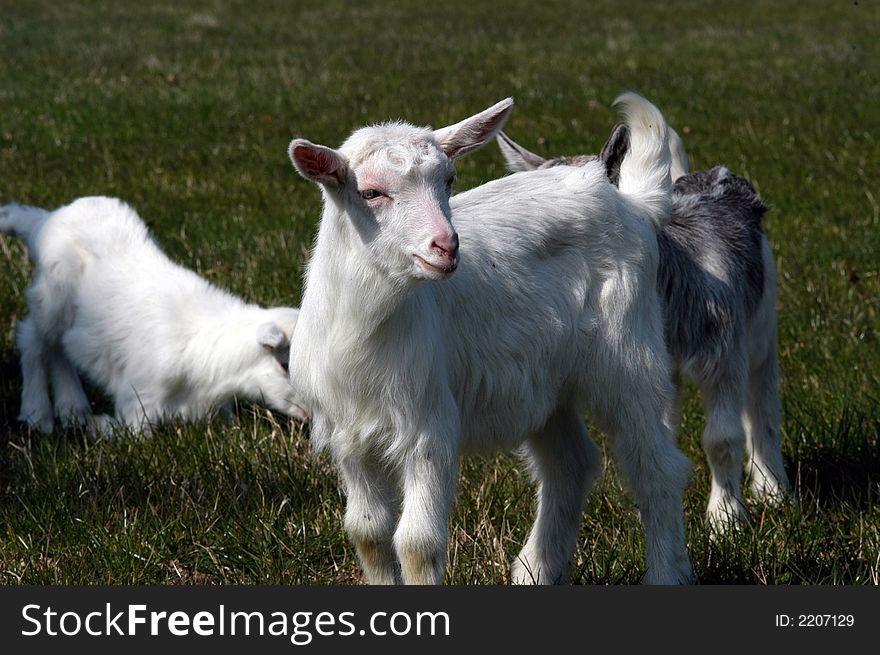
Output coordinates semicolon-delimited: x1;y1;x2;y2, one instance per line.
614;92;673;230
0;203;51;259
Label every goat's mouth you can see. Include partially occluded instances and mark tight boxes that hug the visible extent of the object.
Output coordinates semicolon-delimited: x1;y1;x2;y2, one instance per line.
413;254;458;276
291;403;310;422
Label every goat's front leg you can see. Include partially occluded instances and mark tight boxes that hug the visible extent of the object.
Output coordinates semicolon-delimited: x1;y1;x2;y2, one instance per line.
337;453;400;585
394;429;459;585
113;388;157;435
590;338;693;584
48;344;92;429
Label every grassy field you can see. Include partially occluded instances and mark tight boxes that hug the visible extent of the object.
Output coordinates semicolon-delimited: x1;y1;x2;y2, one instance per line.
0;0;878;584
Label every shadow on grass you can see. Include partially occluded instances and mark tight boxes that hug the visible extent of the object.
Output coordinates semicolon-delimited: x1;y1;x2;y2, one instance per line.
786;404;880;509
0;350;23;434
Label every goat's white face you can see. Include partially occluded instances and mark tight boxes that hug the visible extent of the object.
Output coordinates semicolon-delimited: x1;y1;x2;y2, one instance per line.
345;135;459;281
289;98;513;283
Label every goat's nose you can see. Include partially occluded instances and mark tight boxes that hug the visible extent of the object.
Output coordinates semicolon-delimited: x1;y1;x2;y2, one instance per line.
431;232;459;261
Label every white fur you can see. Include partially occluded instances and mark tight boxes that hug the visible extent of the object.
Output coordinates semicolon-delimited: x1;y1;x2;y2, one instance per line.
0;197;307;434
288;96;693;585
615;92;673;230
667;126;689;182
495;108;790;533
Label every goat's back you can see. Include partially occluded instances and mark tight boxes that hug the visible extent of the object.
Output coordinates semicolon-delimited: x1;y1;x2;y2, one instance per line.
658;167;769;371
42;197;239;312
41;197;153;263
430;164;661;450
35;198;250;388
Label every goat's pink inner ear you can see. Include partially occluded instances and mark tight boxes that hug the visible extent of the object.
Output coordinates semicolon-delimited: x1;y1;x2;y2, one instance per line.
290;140;347;186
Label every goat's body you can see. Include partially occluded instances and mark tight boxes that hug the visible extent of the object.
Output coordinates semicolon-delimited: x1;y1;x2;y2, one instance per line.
306;165;632;454
661;168;768;365
658;168;790;526
496;123;791;530
1;196;303;433
291;97;694;584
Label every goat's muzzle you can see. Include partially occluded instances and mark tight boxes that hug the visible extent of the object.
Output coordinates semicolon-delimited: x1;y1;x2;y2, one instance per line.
427;232;459;272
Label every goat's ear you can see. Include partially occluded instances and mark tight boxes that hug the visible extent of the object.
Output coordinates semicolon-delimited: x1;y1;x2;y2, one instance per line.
599;122;630;187
257;322;288;350
433;97;514;160
495;131;545;172
289;139;349;187
667;126;690;181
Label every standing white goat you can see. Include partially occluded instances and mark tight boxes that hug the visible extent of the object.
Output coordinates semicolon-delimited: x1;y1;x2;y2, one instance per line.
496;117;791;531
287;94;693;585
0;197;306;434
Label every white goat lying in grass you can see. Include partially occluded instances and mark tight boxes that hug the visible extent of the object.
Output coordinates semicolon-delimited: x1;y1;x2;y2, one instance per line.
287;93;693;584
0;197;306;434
497;117;791;531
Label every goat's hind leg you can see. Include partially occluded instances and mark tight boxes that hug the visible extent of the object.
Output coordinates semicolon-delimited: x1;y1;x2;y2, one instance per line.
608;412;693;583
700;361;750;533
338;453;400;585
17;269;82;434
591;349;693;584
742;237;790;502
16;317;54;433
743;338;790;502
512;406;602;584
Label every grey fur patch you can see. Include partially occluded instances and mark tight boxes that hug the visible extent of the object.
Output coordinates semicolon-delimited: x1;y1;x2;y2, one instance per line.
496;127;770;378
535;123;629;185
537;154;598;169
597;123;630;186
658;167;768;374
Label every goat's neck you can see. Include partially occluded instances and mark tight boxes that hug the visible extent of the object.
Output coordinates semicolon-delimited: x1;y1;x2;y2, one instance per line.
301;204;410;339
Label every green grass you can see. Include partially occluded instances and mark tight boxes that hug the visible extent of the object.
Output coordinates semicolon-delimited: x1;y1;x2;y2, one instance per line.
1;0;878;584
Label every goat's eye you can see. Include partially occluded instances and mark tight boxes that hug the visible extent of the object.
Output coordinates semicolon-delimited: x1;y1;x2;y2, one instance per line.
446;175;455;189
280;361;289;373
359;189;384;201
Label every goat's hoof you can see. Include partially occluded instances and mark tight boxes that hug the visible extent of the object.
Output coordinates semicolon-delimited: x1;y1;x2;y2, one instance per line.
19;413;53;434
85;414;118;438
511;556;557;585
57;410;92;430
644;565;695;585
750;480;792;507
706;492;748;536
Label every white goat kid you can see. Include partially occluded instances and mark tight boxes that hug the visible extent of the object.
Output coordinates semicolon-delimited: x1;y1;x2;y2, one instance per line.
0;197;306;434
496;117;791;532
288;94;693;585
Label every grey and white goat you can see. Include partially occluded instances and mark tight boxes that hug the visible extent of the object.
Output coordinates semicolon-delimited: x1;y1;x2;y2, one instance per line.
497;121;790;531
